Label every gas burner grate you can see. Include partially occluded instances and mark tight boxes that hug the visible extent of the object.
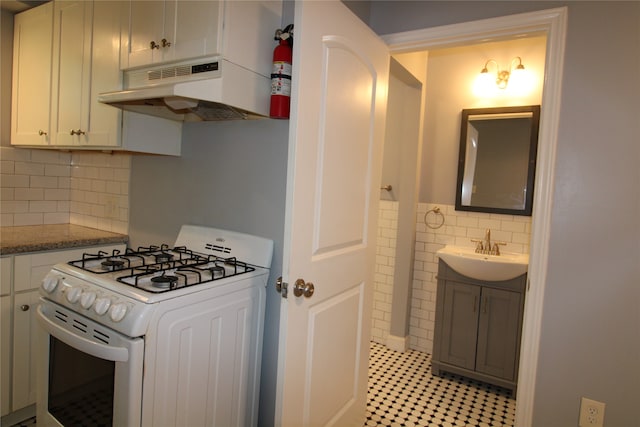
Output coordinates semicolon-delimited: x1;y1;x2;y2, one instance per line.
116;256;254;293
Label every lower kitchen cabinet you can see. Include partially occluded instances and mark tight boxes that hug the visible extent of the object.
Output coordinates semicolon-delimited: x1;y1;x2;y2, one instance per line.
11;291;40;411
1;296;11;417
432;259;526;393
0;244;125;421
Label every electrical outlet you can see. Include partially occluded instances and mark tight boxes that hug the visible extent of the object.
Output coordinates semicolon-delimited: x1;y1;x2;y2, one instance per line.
579;397;605;427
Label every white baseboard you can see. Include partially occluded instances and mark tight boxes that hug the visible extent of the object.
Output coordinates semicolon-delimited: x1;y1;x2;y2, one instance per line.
385;334;409;352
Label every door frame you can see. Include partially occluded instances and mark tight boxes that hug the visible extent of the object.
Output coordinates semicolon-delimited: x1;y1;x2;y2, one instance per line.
382;7;567;426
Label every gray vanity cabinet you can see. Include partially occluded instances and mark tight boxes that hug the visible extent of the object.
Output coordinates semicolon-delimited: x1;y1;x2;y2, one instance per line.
432;259;526;393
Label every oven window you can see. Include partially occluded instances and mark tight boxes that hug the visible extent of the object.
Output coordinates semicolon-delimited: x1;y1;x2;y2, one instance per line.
48;336;115;426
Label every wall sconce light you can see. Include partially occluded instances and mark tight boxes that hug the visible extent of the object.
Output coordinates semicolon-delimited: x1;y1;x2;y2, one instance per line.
479;57;526;89
474;56;532;97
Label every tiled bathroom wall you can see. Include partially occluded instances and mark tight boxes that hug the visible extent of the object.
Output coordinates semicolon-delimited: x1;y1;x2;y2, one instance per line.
372;201;531;354
0;147;131;234
371;200;399;344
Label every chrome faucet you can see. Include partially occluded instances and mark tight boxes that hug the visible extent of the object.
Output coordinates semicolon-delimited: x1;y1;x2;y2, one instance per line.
471;228;505;255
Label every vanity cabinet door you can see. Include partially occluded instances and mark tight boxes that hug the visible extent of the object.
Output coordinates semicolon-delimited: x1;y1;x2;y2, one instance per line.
433;260;526;392
439;282;480;370
476;287;522;381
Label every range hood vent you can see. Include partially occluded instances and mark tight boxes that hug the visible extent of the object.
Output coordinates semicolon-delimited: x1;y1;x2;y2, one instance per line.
98;56;270;122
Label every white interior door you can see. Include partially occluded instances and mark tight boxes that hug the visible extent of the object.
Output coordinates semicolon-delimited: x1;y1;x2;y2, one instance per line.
275;1;389;426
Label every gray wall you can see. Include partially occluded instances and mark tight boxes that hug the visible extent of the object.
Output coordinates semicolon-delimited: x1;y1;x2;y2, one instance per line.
128;119;288;426
368;1;640;426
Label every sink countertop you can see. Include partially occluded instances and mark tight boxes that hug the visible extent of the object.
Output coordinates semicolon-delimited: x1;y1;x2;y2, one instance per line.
0;224;128;255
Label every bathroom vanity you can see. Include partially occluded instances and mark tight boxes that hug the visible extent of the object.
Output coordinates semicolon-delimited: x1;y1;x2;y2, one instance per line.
432;258;526;393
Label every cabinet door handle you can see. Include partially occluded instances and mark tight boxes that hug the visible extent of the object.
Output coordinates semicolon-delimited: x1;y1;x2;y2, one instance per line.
161;38;171;48
70;129;85;136
20;304;30;311
482;297;488;314
150;40;159;49
39;130;47;136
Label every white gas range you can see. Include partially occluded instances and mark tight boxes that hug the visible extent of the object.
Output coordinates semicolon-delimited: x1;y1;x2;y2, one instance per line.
36;225;273;427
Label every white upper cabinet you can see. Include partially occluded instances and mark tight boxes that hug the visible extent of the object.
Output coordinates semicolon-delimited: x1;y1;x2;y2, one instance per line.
50;0;123;147
11;1;181;155
11;2;53;146
122;0;223;70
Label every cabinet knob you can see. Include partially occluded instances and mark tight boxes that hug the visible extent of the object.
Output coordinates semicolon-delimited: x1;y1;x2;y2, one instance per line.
161;38;171;48
70;129;85;135
20;304;30;311
150;40;159;49
39;130;47;136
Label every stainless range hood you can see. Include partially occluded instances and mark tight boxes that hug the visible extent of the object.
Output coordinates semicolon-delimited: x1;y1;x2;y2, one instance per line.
98;56;271;122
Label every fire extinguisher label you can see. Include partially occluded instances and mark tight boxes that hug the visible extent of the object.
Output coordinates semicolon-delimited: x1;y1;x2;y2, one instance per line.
271;62;292;96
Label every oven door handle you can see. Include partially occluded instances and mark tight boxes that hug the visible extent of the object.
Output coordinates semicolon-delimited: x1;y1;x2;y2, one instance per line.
37;306;129;362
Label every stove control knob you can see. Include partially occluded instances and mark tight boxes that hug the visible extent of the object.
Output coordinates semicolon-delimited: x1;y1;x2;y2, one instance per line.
42;276;60;293
94;297;112;316
80;291;97;309
66;287;83;304
109;303;128;323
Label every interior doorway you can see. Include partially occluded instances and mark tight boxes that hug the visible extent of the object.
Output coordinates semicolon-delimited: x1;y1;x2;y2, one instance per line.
376;7;568;426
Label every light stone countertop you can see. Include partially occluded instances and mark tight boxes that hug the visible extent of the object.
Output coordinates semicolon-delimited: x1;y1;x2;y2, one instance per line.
0;224;128;255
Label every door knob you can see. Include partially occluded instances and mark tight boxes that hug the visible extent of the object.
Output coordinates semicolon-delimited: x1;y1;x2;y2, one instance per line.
293;279;314;298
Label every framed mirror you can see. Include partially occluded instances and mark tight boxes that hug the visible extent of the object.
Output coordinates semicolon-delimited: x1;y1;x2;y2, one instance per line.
455;105;540;216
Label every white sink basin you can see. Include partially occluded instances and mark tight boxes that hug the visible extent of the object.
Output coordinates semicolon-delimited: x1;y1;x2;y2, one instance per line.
436;245;529;281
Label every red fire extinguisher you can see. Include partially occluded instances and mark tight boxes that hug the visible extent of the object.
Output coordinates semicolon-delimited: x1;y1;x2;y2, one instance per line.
270;25;293;119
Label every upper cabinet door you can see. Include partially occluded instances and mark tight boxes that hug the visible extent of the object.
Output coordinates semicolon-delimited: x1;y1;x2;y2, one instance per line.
11;2;53;146
122;0;222;70
50;0;123;147
124;0;165;68
50;0;91;146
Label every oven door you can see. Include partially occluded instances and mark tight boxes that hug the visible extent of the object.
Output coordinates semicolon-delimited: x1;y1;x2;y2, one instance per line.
36;300;144;427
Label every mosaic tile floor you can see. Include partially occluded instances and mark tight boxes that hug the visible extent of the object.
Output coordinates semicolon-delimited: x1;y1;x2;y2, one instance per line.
365;342;516;427
10;342;515;427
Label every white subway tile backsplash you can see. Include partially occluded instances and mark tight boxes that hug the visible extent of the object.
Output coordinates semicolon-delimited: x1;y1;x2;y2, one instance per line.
14;213;43;226
44;212;70;224
1;214;14;226
45;189;70;200
31;149;68;165
1;160;15;174
15;188;44;200
30;175;59;188
1;201;28;213
1;174;29;188
1;188;14;200
30;200;58;213
1;147;131;233
15;161;44;176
